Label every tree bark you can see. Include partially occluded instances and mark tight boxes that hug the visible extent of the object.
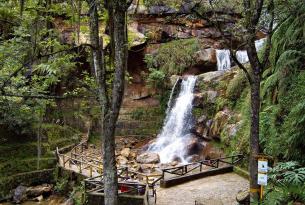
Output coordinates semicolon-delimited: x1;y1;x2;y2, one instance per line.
246;21;263;200
103;0;128;204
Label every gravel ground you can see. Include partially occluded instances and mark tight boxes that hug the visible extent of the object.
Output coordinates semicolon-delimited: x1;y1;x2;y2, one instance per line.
156;173;249;205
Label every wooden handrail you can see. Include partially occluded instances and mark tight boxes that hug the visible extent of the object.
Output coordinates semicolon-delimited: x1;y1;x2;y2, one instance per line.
161;154;244;177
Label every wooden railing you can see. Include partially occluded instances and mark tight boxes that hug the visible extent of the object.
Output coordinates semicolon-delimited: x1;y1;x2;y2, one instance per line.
162;154;244;177
84;167;160;203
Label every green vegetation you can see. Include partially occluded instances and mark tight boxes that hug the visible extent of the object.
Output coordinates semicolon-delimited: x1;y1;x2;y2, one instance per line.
144;38;200;90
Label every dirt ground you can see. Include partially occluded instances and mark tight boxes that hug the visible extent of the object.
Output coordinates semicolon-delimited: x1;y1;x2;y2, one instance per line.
156;173;249;205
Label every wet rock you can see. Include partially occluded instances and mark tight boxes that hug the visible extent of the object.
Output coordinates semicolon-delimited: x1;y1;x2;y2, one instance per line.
13;185;27;203
170;161;179;166
120;148;131;158
187;154;201;162
26;184;53;198
185;137;204;156
136;152;160;164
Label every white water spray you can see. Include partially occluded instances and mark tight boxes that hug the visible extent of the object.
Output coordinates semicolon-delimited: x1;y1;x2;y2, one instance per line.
216;50;231;70
148;76;197;163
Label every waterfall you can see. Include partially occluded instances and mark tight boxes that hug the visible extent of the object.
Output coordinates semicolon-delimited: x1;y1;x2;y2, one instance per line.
165;78;180;115
216;50;231;70
148;76;197;164
216;38;267;69
255;38;266;51
236;50;249;64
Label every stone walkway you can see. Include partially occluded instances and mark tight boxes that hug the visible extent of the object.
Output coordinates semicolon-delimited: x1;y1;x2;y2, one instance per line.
156;173;249;205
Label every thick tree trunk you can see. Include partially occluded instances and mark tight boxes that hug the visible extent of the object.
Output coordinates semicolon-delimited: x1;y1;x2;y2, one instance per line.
103;1;128;205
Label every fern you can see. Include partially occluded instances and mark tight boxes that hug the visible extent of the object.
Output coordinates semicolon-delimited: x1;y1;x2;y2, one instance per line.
263;2;305;100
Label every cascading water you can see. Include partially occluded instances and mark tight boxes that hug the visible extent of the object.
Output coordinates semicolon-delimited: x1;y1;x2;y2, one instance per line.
236;50;249;64
255;38;266;51
148;76;197;164
216;50;231;70
165;78;180;115
216;38;267;70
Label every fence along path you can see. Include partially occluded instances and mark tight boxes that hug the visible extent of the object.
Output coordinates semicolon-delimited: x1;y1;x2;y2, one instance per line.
56;139;163;185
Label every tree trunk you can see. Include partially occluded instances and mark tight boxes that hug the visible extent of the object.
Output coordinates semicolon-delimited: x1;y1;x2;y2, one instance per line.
247;40;261;199
103;1;128;204
249;74;260;199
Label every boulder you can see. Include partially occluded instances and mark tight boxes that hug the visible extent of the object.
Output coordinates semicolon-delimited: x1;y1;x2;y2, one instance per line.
185;137;204;156
120;148;131;158
136;152;160;164
13;185;27;203
197;71;225;83
170;161;179;166
194;48;217;64
236;190;250;204
117;156;129;165
139;164;156;173
26;184;53;198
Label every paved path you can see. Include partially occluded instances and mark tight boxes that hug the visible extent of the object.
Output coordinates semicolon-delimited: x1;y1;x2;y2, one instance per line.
156;173;249;205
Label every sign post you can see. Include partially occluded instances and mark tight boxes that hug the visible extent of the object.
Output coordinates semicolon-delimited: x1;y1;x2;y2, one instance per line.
257;157;268;201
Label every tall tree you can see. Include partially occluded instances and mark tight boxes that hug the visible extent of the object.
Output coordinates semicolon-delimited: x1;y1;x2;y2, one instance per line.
193;0;274;199
237;0;274;199
103;0;128;203
86;0;128;204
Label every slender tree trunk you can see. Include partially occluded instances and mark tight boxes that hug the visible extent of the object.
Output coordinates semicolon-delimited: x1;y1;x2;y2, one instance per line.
249;72;260;199
247;37;261;199
103;1;128;204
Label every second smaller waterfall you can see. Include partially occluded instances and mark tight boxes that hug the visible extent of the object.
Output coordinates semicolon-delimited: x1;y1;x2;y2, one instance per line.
216;50;231;70
236;50;249;64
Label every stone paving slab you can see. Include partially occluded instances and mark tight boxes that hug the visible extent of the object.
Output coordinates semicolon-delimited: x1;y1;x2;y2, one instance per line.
156;173;249;205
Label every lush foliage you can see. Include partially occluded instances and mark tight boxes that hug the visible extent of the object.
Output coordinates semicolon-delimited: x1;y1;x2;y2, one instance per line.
260;1;305;164
144;38;199;90
262;162;305;204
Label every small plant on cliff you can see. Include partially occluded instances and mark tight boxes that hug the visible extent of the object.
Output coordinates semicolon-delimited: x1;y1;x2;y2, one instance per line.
145;38;200;76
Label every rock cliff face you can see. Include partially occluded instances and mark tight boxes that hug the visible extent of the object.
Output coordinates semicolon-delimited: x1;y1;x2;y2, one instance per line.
128;4;241;75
